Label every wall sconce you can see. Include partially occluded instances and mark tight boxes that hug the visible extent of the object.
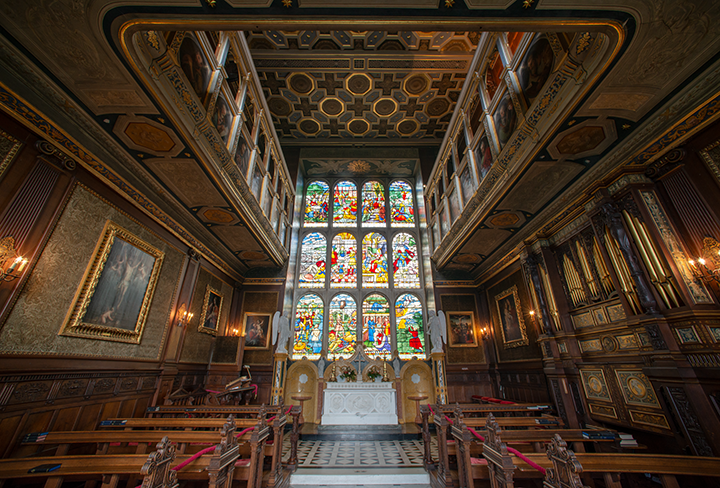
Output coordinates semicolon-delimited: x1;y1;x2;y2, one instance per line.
0;237;28;283
232;327;240;336
689;255;720;285
479;326;489;340
176;303;193;327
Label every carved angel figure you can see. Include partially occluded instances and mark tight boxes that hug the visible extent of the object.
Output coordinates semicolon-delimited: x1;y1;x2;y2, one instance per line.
272;311;292;355
428;310;447;354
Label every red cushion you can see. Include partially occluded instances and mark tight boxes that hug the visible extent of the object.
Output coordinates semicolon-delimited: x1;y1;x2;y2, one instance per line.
470;457;487;465
235;459;251;466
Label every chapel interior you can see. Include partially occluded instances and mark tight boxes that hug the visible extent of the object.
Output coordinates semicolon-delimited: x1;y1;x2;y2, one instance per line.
1;1;720;487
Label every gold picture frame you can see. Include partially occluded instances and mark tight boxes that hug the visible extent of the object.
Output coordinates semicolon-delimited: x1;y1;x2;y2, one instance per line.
0;128;23;180
61;221;164;344
494;285;529;348
198;285;223;336
243;312;271;349
447;311;477;347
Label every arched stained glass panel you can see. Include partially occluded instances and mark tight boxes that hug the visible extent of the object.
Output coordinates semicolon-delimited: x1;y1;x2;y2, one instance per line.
328;294;357;359
362;181;386;227
304;181;329;227
298;233;326;288
362;294;391;359
392;233;420;289
362;233;388;288
293;294;323;360
396;294;424;359
333;180;357;226
389;181;414;227
331;233;357;288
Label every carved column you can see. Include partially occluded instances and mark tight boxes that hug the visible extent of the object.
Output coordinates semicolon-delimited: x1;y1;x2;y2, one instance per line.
600;202;660;315
431;351;448;405
271;352;288;405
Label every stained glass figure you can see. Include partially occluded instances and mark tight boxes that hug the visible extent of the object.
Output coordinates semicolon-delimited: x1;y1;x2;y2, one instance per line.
362;181;386;227
330;233;357;288
389;181;415;227
395;293;425;359
304;181;329;227
333;180;358;227
298;233;326;288
293;294;323;360
328;294;357;359
362;294;391;359
362;233;388;288
392;233;420;288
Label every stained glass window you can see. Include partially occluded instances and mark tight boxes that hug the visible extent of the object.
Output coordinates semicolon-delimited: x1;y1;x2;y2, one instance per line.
362;181;386;227
298;233;326;288
331;233;357;288
389;181;414;227
362;294;391;359
304;181;329;227
328;294;357;359
392;233;420;288
395;294;425;359
333;180;357;226
293;294;323;360
362;233;388;288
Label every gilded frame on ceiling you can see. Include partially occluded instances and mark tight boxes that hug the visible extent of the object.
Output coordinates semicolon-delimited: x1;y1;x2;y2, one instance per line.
61;221;164;344
494;285;529;348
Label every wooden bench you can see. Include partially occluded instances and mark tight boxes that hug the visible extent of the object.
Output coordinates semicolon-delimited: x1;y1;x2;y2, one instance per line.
1;417;267;488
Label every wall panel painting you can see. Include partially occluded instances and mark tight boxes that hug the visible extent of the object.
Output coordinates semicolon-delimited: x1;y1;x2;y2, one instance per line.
304;180;329;227
333;180;357;226
328;294;357;359
61;221;164;344
494;285;529;348
179;34;212;102
396;293;425;359
362;181;386;226
476;135;493;182
493;89;517;149
198;285;223;335
517;36;554;107
234;132;251;179
389;181;414;227
293;294;323;360
392;233;420;289
331;233;357;288
298;232;326;288
362;232;388;288
212;92;233;143
362;294;391;359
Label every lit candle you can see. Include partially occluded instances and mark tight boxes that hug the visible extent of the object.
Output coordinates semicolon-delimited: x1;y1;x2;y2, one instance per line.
17;259;28;273
689;259;695;266
7;257;21;273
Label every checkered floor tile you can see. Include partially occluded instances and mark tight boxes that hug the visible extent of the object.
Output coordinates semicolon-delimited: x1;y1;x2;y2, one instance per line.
283;438;438;468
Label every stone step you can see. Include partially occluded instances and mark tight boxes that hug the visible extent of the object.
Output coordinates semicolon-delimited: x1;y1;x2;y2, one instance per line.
299;424;422;441
290;467;430;486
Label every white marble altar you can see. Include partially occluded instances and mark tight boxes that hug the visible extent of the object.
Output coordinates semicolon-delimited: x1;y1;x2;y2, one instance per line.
322;381;398;425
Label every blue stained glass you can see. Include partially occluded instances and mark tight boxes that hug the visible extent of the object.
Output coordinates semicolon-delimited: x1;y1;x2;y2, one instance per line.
293;294;323;360
305;181;329;227
298;233;326;288
362;181;386;227
328;294;357;359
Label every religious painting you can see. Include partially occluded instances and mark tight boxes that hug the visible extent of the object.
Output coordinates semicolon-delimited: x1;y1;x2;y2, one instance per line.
243;96;255;135
212;92;233;143
396;293;425;360
330;233;357;288
243;313;270;349
392;233;420;289
198;285;223;335
362;233;388;288
389;180;415;227
447;312;477;347
459;164;475;205
61;221;164;344
362;294;391;359
475;135;494;182
304;180;329;227
234;132;251;179
493;90;517;149
494;285;529;348
293;293;323;360
298;232;326;288
178;34;211;102
484;48;503;101
328;294;357;359
251;153;264;198
517;36;555;107
362;180;386;227
467;92;484;137
333;180;357;226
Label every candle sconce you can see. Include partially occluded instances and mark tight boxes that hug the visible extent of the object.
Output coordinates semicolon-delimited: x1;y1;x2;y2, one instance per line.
176;303;194;327
0;237;28;283
688;237;720;285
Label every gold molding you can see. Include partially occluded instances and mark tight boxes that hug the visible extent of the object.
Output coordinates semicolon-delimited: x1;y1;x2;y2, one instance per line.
198;284;223;336
494;284;529;348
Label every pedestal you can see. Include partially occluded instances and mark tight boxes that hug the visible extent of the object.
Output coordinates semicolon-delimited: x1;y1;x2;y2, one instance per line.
322;382;398;425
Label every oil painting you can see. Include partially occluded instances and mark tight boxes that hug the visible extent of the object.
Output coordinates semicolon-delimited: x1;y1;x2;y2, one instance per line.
517;36;555;106
448;311;477;347
243;313;271;349
179;34;211;102
62;221;165;343
493;90;516;148
212;92;233;143
475;134;493;181
494;285;529;348
198;285;223;335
